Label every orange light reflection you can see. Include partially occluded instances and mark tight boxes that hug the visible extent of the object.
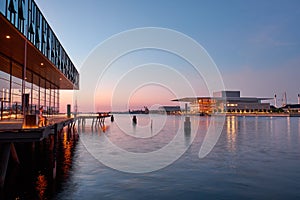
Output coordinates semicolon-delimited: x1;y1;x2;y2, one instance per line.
36;174;48;200
62;130;72;176
226;116;237;152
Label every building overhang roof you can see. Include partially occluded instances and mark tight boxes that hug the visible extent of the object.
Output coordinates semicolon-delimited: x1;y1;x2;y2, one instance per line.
0;14;78;89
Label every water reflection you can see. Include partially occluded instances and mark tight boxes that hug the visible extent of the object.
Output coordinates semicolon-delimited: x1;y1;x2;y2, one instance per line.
270;116;273;134
2;134;79;200
226;116;238;152
5;116;300;199
184;117;191;147
287;117;291;143
287;117;291;134
36;174;48;200
299;118;300;137
102;125;108;133
61;132;73;177
241;116;246;132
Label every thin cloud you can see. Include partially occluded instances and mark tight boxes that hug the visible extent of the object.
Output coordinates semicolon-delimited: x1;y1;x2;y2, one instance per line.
249;25;297;47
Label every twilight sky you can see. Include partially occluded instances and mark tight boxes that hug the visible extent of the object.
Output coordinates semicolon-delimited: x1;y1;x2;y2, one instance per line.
35;0;300;112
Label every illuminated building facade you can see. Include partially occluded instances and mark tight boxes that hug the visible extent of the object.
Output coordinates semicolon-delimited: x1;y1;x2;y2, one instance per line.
158;106;181;115
173;91;271;114
0;0;79;119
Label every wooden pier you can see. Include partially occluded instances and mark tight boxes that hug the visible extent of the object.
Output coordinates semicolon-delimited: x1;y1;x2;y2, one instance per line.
0;113;112;188
0;118;74;142
0;117;76;188
75;112;112;128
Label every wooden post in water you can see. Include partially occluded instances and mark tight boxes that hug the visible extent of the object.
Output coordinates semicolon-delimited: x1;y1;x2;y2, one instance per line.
10;143;20;164
185;103;188;115
52;125;58;179
31;141;35;152
49;135;54;151
184;103;191;134
0;143;11;188
82;118;85;127
184;116;191;134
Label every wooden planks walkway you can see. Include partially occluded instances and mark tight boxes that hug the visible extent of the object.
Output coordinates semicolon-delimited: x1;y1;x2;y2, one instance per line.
0;117;74;142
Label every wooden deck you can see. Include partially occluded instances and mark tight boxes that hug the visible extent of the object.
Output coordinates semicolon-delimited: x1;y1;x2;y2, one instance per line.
0;117;75;142
0;116;77;188
0;113;111;142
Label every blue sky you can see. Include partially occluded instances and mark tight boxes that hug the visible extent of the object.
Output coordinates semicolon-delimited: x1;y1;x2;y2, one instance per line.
35;0;300;110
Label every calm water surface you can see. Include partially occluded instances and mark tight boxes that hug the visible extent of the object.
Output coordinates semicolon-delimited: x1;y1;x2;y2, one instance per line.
3;115;300;199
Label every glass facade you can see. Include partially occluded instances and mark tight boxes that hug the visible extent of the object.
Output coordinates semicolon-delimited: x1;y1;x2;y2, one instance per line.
0;0;79;88
0;55;60;117
0;0;79;119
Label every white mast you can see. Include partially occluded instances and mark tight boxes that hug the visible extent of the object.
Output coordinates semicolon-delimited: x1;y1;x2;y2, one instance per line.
282;92;287;107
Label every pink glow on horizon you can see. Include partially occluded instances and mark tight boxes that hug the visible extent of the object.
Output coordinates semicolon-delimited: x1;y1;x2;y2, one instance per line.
59;91;74;113
96;84;180;112
128;84;179;110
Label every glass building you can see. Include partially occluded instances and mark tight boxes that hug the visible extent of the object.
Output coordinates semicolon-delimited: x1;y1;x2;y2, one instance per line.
0;0;79;119
173;91;272;114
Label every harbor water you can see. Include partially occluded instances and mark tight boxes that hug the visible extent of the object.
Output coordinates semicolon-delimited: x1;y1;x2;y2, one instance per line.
2;115;300;199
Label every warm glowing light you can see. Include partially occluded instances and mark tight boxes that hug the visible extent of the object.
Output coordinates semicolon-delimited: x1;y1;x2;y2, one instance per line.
59;78;62;80
22;125;39;129
227;103;238;107
40;62;44;66
5;35;11;39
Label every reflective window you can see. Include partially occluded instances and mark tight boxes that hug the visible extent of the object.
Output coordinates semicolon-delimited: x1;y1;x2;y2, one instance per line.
0;0;5;16
2;0;79;88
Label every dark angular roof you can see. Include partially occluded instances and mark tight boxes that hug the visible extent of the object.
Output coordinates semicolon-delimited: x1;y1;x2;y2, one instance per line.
281;104;300;109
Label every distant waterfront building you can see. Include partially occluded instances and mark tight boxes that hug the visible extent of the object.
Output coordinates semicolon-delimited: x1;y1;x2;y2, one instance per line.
158;106;181;115
173;91;272;114
0;0;79;118
281;104;300;113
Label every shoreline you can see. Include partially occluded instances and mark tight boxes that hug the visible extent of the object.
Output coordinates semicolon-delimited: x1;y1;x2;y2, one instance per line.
211;113;300;117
